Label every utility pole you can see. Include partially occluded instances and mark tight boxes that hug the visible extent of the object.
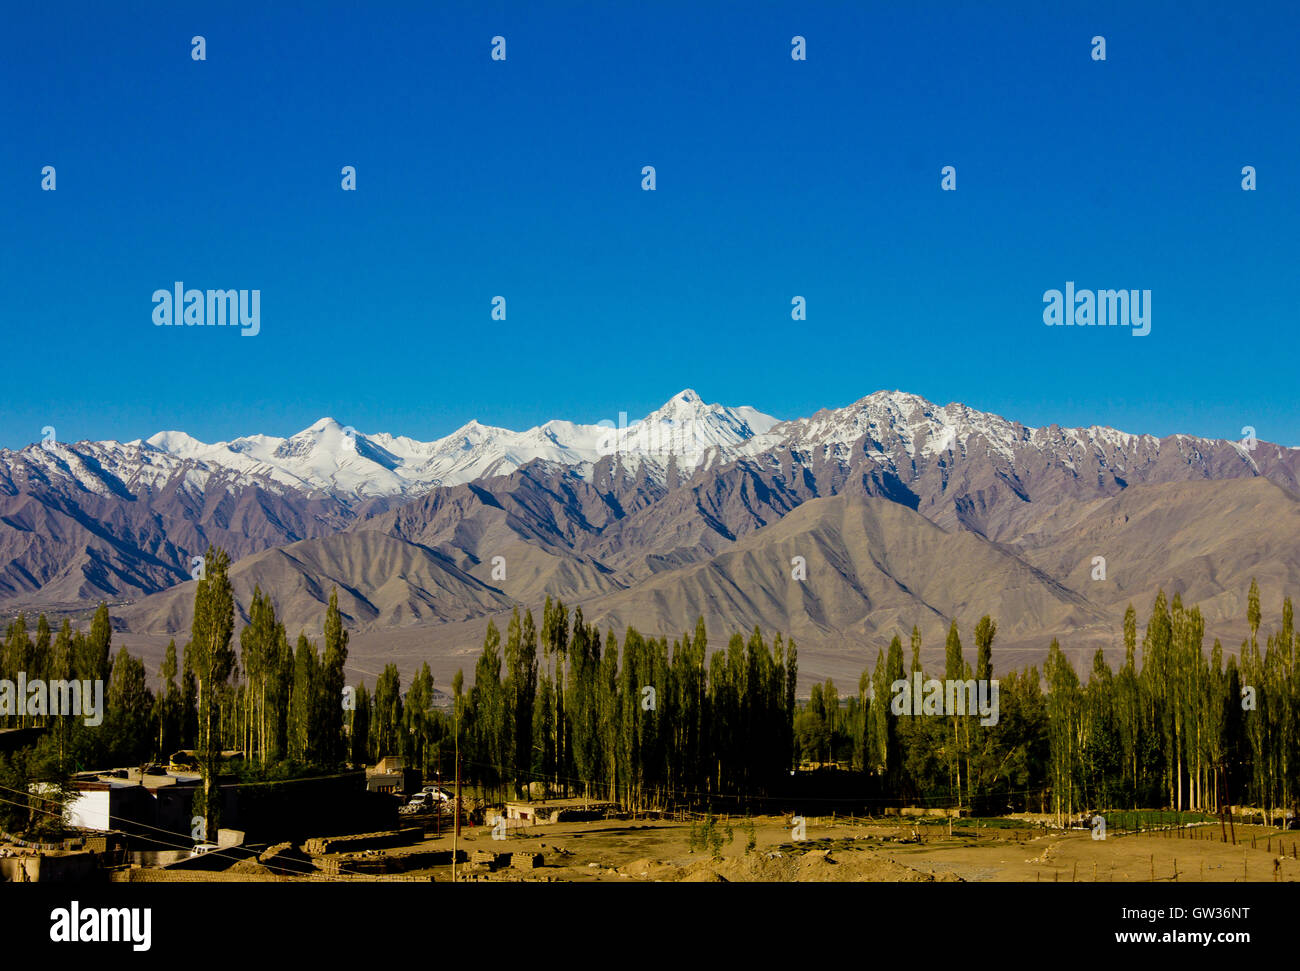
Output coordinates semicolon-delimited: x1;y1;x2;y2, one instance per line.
1222;765;1237;846
1219;765;1228;844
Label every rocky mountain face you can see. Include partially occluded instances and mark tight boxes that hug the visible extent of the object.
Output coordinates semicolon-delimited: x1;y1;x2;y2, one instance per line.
5;390;1298;682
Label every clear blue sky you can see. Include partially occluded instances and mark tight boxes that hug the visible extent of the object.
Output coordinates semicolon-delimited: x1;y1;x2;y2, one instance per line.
2;1;1297;450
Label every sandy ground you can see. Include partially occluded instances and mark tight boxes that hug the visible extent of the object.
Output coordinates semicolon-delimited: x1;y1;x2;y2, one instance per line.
309;816;1300;883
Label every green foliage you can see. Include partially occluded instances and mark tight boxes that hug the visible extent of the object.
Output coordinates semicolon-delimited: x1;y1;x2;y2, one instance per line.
371;663;403;759
702;812;724;860
321;590;350;764
5;558;1296;835
452;608;798;810
845;588;1298;822
707;826;724;860
105;646;154;763
189;546;236;838
0;742;73;838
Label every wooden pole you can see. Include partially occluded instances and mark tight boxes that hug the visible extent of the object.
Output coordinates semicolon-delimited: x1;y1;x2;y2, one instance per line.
1218;767;1228;843
1224;768;1237;846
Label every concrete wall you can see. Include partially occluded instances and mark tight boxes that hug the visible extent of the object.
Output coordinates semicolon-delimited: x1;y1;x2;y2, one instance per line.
65;790;111;830
66;786;157;833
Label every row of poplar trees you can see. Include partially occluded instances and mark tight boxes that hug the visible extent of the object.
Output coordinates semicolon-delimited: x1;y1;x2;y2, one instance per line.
1040;581;1299;826
452;599;798;810
5;553;1296;829
792;582;1298;826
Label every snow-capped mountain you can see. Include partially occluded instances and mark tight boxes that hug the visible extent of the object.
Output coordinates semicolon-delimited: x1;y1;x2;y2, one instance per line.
19;389;777;500
3;388;1299;610
11;388;1290;505
753;390;1175;471
744;390;1298;500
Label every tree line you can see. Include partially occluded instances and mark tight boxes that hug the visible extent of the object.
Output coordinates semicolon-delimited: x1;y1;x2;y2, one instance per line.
793;581;1298;826
1;544;1297;831
449;600;798;810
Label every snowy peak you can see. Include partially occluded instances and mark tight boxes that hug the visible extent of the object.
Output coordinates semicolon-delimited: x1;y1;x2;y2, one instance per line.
438;419;509;451
752;389;1200;479
605;389;781;470
144;430;207;455
651;388;705;419
5;390;1280;505
82;391;777;498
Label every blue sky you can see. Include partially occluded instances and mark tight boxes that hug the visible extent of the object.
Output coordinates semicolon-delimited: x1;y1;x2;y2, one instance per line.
2;1;1297;450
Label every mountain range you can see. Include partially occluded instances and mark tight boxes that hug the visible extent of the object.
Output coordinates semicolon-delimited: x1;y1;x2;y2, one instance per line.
4;389;1297;686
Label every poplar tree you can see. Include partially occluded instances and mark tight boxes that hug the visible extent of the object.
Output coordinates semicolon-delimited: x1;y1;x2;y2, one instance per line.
371;663;403;761
105;646;154;763
403;662;434;773
189;546;236;838
966;616;997;804
84;604;113;685
239;586;277;763
469;621;506;798
504;608;537;796
322;589;350;765
350;681;371;765
1044;638;1082;826
153;640;181;760
289;633;320;763
943;620;965;802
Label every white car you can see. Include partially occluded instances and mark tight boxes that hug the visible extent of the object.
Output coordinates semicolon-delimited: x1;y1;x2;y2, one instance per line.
420;786;453;803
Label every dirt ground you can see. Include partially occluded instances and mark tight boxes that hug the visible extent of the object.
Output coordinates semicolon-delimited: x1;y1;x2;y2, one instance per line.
319;816;1300;883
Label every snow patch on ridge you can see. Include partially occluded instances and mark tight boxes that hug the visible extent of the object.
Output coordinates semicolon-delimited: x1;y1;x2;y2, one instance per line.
5;390;1269;503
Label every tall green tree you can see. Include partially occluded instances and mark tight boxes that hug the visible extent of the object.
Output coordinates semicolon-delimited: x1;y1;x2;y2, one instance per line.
189;546;237;838
321;589;350;765
105;646;154;764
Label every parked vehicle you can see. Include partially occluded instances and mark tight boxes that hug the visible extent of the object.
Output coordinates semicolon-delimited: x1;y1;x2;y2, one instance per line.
400;792;443;814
